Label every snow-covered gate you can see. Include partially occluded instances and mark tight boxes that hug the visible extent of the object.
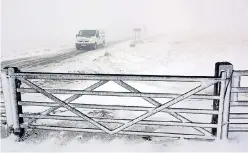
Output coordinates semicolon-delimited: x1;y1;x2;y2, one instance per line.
0;62;245;140
228;70;248;133
0;102;5;124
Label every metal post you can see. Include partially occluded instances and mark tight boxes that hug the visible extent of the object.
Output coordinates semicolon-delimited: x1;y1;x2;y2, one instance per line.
1;68;14;132
231;75;240;101
222;75;232;140
216;71;227;139
7;67;24;137
211;62;233;138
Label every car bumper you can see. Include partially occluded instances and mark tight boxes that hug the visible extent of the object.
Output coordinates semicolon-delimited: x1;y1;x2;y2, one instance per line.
75;42;94;47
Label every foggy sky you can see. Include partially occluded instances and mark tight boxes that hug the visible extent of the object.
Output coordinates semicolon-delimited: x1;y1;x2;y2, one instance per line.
2;0;248;51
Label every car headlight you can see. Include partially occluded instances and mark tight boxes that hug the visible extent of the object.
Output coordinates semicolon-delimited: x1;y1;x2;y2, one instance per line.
89;38;95;42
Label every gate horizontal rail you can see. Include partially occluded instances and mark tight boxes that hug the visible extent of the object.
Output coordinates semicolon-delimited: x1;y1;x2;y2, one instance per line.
231;87;248;93
233;70;248;76
25;125;216;140
10;72;220;82
20;114;218;128
229;113;248;119
18;101;219;114
17;88;220;100
230;101;248;107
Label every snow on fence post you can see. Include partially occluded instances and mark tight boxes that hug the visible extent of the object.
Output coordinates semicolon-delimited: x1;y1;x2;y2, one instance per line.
7;67;25;137
1;68;14;132
211;62;233;139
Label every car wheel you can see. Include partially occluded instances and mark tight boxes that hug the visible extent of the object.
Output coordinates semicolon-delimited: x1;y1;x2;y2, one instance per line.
102;41;105;47
92;43;97;50
76;44;81;50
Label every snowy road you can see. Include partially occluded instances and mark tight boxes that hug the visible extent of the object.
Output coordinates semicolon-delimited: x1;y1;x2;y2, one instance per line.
1;39;127;70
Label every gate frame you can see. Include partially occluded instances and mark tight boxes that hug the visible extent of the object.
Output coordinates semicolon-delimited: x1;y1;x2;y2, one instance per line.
1;63;234;140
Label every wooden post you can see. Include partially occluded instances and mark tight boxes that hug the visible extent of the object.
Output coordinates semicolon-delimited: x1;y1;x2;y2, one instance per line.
7;67;24;138
211;62;233;139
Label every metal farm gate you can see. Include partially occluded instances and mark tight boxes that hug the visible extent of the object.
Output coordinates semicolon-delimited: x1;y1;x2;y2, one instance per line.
0;62;247;141
229;70;248;132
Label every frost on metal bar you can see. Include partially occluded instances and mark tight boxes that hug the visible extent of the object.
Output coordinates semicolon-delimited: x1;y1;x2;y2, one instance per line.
12;72;220;82
20;114;218;128
230;101;248;107
233;70;248;76
229;123;248;132
17;88;220;100
229;113;248;119
18;101;219;115
26;125;216;140
231;87;248;93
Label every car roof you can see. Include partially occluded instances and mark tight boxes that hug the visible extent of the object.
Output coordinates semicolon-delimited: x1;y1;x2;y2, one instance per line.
80;29;104;31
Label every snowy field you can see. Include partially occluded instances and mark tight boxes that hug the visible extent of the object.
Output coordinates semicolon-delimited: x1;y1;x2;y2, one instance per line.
1;35;248;152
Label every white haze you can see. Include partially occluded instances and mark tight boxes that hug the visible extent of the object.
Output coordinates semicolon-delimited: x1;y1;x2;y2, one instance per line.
1;0;248;57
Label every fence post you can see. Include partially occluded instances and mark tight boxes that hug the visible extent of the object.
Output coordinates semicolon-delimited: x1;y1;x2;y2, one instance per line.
211;62;233;139
1;68;14;132
7;67;24;138
231;75;240;101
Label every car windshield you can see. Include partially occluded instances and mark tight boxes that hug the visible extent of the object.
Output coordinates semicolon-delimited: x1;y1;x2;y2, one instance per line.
78;30;96;37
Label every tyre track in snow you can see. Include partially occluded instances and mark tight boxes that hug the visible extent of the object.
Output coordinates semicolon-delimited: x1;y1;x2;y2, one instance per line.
1;51;80;70
1;39;129;70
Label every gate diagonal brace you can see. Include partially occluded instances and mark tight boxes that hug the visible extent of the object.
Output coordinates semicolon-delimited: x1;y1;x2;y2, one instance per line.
20;79;112;134
25;80;108;126
110;81;217;135
114;80;213;136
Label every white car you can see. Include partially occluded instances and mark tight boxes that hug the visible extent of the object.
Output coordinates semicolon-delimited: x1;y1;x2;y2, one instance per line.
75;29;105;50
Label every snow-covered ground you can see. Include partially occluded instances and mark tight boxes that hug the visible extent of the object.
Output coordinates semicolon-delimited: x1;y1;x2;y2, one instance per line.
1;35;248;152
0;43;75;61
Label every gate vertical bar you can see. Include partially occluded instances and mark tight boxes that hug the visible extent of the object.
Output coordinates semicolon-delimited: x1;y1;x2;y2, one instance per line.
222;76;232;139
216;72;227;139
1;68;14;132
231;75;240;101
212;62;233;138
7;67;24;137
